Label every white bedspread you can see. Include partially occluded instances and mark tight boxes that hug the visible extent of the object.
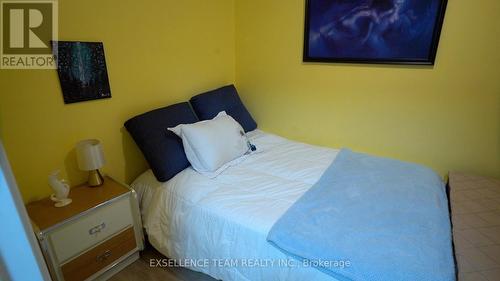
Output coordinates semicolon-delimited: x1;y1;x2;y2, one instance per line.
131;130;340;281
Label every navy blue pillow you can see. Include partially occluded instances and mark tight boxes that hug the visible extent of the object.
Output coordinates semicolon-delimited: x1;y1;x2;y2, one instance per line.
124;102;198;182
190;85;257;132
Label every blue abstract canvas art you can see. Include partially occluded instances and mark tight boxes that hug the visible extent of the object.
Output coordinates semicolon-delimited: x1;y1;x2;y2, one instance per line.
54;41;111;104
303;0;447;64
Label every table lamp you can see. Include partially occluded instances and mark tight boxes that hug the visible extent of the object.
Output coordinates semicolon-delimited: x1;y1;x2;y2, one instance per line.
76;139;106;186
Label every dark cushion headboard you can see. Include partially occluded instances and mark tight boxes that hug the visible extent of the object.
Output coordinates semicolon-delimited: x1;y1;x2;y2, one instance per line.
124;102;199;182
190;85;257;132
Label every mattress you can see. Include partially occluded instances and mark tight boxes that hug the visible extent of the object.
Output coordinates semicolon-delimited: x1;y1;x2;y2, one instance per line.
131;130;340;281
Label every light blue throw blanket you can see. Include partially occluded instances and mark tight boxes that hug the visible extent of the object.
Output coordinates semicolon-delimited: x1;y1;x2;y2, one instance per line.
267;149;455;281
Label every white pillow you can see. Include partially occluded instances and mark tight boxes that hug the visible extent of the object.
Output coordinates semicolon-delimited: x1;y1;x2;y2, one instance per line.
168;111;249;177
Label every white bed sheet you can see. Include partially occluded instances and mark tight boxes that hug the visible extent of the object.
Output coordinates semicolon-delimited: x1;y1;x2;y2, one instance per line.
131;130;340;281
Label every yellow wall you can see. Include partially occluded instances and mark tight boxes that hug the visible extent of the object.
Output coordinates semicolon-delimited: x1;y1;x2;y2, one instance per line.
2;0;499;202
0;0;235;202
235;0;500;178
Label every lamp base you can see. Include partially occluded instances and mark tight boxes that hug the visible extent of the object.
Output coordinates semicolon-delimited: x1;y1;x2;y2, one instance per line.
88;169;104;187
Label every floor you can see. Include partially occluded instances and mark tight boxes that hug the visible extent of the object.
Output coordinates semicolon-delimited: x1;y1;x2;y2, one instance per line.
111;172;500;281
450;172;500;281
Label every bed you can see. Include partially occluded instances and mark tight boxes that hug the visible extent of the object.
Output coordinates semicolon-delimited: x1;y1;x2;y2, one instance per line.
132;130;341;281
125;84;455;281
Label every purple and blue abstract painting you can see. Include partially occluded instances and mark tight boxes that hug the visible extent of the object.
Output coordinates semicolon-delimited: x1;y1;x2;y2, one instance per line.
304;0;447;64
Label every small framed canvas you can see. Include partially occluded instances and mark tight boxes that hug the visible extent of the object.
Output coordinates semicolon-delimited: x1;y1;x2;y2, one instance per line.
303;0;448;65
53;41;111;104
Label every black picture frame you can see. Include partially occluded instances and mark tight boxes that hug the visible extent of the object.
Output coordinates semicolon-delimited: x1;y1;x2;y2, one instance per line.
303;0;448;65
53;41;111;104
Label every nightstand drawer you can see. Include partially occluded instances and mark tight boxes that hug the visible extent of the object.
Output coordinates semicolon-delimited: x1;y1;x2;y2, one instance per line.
61;227;136;281
49;195;133;263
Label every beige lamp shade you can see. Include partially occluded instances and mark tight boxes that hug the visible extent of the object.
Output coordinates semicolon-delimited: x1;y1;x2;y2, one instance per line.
75;139;105;171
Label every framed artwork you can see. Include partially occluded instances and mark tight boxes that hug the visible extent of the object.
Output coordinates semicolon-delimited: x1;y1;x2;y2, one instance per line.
53;41;111;104
303;0;448;65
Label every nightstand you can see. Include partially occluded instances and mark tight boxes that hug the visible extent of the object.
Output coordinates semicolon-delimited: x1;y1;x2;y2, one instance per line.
26;176;144;281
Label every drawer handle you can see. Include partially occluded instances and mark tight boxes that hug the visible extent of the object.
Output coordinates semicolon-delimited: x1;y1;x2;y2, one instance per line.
96;250;112;262
88;222;106;235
